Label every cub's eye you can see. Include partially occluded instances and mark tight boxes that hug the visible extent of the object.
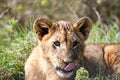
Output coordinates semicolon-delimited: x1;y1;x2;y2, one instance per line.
53;41;60;47
73;40;79;48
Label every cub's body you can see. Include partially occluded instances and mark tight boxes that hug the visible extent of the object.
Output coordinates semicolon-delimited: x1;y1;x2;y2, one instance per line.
84;44;120;77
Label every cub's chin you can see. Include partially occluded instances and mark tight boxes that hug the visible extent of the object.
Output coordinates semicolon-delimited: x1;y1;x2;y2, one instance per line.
57;70;73;78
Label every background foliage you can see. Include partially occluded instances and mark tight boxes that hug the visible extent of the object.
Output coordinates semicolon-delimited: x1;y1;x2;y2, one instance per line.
0;0;120;80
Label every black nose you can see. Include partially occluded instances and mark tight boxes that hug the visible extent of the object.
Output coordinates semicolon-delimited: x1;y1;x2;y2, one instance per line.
70;54;74;60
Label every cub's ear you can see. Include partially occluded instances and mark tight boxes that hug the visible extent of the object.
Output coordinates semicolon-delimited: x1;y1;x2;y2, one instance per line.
73;17;92;40
33;18;52;40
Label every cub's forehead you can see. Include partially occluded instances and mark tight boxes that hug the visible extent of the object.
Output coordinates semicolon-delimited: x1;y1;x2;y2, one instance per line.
54;21;74;32
52;21;78;41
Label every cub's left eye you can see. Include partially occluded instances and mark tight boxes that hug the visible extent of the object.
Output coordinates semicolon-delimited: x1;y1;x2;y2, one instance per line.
53;41;60;47
73;40;79;48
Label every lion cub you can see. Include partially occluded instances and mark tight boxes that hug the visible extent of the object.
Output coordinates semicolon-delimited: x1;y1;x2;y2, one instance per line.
24;17;92;80
84;44;120;77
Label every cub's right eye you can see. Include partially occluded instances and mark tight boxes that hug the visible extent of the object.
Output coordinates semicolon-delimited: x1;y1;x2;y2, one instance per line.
53;41;60;47
73;40;79;49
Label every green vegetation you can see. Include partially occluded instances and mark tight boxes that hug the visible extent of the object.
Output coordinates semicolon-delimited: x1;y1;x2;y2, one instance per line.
75;67;120;80
75;67;90;80
0;18;35;80
86;22;120;43
0;18;120;80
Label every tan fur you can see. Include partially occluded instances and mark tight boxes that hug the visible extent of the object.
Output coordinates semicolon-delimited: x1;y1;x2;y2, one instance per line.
83;44;120;77
104;44;120;76
24;17;92;80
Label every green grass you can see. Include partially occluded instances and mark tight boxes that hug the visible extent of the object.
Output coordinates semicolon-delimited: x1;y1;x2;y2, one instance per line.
0;18;120;80
0;32;35;80
86;22;120;43
0;18;36;80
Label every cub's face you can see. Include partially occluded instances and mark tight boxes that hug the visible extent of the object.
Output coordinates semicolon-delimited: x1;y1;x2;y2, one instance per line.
33;17;92;78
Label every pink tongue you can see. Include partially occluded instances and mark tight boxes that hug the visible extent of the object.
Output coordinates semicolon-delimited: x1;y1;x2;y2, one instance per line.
64;63;75;71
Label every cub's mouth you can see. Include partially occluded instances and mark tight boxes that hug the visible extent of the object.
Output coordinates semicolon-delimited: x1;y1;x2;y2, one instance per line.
56;62;75;73
56;67;74;73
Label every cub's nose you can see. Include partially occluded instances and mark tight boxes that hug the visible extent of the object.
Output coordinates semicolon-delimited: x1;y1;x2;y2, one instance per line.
63;53;76;64
68;52;77;60
69;49;80;59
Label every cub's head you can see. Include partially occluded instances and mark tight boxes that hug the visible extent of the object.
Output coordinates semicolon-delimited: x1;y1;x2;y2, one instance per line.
33;17;92;78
